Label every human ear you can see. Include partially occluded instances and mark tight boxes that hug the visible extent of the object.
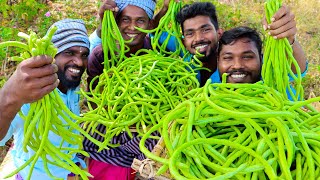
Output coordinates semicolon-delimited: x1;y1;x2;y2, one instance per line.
217;28;224;39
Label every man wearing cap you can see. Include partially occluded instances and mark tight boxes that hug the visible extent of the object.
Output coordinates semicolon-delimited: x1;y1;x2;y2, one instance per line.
0;18;90;180
88;0;175;52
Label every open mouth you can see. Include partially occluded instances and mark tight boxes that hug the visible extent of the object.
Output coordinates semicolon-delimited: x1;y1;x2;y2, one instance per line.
195;44;208;51
227;71;249;83
126;33;138;38
67;67;81;76
230;74;246;79
192;43;210;53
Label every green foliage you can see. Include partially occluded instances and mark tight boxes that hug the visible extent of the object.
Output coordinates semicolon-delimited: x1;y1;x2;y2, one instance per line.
0;27;19;60
215;2;242;30
0;0;47;22
0;0;10;18
0;77;6;88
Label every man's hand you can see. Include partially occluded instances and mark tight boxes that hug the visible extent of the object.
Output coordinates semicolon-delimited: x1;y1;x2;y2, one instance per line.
6;55;59;106
98;0;118;20
97;0;118;38
262;5;296;43
164;0;181;9
262;5;306;74
0;55;58;140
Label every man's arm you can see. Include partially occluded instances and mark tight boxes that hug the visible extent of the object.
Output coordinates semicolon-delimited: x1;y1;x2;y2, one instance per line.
263;5;307;73
89;0;117;52
153;0;180;28
0;56;58;140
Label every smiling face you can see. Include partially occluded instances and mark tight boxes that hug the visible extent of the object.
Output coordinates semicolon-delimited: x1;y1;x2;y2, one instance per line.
182;15;222;59
117;5;151;48
218;37;261;83
55;46;89;93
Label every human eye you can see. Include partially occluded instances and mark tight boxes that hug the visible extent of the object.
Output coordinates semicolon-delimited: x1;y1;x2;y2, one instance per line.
82;53;89;58
121;17;130;23
184;31;193;37
243;55;254;60
137;19;146;24
202;27;212;33
222;56;233;61
63;51;73;56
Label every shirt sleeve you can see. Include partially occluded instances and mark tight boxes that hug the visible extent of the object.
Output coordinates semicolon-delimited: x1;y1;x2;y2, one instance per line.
289;60;309;81
0;125;13;146
151;32;185;57
89;30;102;53
0;104;28;146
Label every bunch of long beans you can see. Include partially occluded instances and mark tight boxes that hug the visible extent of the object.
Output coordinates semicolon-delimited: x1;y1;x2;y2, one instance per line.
101;10;128;69
262;0;304;101
80;50;200;151
140;80;320;179
0;27;98;180
136;0;187;57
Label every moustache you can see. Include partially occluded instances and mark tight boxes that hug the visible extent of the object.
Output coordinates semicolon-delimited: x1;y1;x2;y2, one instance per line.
227;69;250;76
64;65;84;73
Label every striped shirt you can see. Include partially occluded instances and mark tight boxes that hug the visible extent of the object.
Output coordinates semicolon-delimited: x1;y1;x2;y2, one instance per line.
82;124;159;167
83;36;158;167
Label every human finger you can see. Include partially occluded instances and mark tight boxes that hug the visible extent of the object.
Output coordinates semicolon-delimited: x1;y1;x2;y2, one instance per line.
99;0;118;19
21;62;58;79
22;55;54;68
271;26;296;40
269;10;295;31
261;15;268;31
29;79;60;103
36;73;59;89
271;5;289;22
268;15;296;38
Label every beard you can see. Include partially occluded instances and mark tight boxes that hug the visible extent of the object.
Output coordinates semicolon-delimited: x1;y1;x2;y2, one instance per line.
198;48;216;63
225;69;261;83
57;65;84;90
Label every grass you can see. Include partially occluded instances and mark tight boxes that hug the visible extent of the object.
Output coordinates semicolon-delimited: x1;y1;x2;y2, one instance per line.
0;0;319;164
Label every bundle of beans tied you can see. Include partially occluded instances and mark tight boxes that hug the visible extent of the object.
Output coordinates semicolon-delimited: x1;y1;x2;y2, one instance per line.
80;50;200;151
140;80;320;179
262;0;304;101
0;27;99;180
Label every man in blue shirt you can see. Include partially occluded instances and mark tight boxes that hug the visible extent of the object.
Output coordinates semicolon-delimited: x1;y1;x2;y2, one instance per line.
0;19;90;180
176;2;307;86
217;26;302;101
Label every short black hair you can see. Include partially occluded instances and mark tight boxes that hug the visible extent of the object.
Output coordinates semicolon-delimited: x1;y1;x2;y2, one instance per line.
176;2;219;33
218;26;263;58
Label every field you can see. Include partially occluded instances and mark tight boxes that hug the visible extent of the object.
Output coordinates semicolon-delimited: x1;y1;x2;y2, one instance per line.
0;0;319;165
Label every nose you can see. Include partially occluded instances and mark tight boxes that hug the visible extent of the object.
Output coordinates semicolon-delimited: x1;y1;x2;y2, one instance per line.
194;31;204;42
72;56;84;67
232;58;244;69
128;21;136;31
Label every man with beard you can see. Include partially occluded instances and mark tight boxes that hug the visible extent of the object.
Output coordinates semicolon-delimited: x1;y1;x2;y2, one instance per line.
217;27;263;84
217;26;303;100
176;2;307;86
0;19;90;179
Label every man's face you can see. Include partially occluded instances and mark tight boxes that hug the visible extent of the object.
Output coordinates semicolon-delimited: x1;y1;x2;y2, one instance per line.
117;5;151;47
218;37;261;83
55;46;89;90
182;15;221;59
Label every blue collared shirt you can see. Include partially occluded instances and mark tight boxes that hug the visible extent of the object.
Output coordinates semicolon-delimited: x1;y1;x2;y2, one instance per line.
207;65;308;101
